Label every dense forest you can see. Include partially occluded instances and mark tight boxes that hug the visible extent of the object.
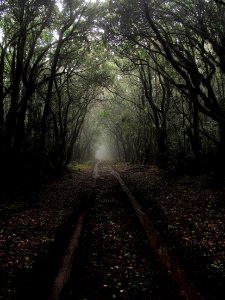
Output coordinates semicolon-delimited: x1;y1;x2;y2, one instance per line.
1;2;225;299
1;0;225;185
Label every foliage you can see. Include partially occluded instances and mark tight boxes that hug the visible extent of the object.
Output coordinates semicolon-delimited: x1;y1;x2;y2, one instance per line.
95;0;225;176
0;0;109;178
1;0;225;179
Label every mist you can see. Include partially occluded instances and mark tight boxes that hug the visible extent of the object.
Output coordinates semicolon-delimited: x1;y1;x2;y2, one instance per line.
95;144;114;161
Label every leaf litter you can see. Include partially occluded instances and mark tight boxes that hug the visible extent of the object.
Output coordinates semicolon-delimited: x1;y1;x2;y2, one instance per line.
0;168;93;299
62;165;177;299
1;162;225;299
118;163;225;299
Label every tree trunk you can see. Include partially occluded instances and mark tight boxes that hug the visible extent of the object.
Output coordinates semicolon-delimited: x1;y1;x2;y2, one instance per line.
157;126;168;168
215;121;225;187
39;40;63;155
0;48;5;142
190;101;201;161
5;36;25;150
14;83;34;152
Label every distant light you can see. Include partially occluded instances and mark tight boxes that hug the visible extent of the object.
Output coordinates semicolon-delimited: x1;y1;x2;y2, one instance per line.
95;145;113;161
0;29;3;43
56;0;63;12
52;29;59;41
84;0;106;3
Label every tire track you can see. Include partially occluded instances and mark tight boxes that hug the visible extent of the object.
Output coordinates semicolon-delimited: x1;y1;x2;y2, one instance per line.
49;161;203;299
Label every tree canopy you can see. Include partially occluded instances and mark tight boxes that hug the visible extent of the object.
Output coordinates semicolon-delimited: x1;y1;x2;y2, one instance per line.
1;0;225;183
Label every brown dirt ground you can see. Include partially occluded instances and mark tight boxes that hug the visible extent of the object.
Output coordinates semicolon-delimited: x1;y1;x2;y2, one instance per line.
116;163;225;299
1;163;225;299
0;167;93;300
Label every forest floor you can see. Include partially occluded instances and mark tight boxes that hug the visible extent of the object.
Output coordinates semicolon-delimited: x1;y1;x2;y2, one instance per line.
0;162;225;299
118;163;225;299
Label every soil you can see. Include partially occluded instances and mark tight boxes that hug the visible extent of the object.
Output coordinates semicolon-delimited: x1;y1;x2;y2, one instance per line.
0;168;93;300
116;163;225;300
61;162;178;299
0;162;225;299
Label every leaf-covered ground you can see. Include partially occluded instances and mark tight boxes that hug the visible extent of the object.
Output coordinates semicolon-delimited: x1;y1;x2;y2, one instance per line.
62;163;178;299
0;166;93;300
1;162;225;299
117;163;225;299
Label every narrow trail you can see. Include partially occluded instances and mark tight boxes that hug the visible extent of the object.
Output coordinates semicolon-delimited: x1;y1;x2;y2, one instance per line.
49;161;203;300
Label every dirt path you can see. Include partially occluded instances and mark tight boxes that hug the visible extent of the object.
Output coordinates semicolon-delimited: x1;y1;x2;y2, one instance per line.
2;162;225;299
55;162;189;299
118;163;225;300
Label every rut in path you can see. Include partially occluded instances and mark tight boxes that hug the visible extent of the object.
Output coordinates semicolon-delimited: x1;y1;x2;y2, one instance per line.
48;161;203;300
59;162;178;299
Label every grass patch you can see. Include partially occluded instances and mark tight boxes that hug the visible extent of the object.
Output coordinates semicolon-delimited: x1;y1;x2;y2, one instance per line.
68;161;94;172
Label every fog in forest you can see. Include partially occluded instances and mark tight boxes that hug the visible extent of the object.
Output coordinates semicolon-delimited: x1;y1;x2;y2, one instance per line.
1;0;225;181
93;134;117;161
95;144;114;161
